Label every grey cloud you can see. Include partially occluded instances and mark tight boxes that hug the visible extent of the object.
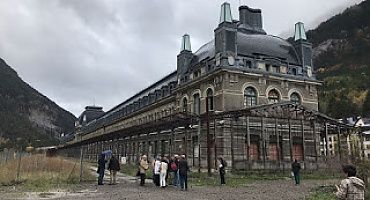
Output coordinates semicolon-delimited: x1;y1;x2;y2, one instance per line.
0;0;363;116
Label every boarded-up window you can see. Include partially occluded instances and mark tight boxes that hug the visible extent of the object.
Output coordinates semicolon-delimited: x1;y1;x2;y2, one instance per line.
268;143;279;161
293;144;303;161
248;143;259;161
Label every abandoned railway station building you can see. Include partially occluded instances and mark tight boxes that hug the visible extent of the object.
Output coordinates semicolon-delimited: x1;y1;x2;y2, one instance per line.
62;3;352;170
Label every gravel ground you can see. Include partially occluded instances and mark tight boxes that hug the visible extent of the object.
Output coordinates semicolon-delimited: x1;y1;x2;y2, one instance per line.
62;179;337;200
1;177;338;200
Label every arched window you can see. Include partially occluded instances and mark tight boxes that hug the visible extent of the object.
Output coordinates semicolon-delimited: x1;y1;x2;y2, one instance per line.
290;93;301;105
244;87;257;107
193;93;200;115
268;89;280;104
206;89;214;111
182;98;188;113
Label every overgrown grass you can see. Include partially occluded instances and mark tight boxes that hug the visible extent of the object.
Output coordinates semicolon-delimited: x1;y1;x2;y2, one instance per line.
307;185;337;200
0;154;94;191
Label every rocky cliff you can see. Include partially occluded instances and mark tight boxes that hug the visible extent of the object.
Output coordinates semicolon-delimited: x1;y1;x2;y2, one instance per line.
0;58;76;149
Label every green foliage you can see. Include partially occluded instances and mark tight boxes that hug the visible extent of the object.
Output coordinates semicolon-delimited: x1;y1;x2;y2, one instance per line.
0;58;76;148
307;0;370;117
317;65;370;117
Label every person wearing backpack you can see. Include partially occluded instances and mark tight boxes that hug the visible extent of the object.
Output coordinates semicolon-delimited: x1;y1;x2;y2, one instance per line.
335;164;365;200
218;157;227;185
169;156;178;186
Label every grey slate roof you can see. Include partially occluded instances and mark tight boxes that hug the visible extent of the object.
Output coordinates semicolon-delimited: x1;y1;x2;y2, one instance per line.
77;106;105;126
237;33;300;64
191;31;300;65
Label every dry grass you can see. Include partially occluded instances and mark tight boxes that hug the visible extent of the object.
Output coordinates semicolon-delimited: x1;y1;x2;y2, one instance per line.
0;154;94;189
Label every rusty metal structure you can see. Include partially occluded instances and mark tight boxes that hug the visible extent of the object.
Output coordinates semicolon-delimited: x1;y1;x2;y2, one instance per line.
60;102;352;171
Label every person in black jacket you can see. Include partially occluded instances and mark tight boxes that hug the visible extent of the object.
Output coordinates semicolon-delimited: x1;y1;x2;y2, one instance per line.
291;159;301;185
178;155;189;191
97;153;106;185
108;155;120;185
218;157;227;185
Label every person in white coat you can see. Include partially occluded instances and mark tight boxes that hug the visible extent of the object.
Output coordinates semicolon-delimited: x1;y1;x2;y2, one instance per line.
153;156;161;186
160;158;168;188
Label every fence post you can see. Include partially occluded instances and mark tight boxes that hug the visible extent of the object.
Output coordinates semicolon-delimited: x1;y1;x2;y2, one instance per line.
16;149;22;182
79;145;84;183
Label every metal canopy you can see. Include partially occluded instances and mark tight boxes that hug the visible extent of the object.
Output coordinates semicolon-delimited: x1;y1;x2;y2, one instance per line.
60;102;348;149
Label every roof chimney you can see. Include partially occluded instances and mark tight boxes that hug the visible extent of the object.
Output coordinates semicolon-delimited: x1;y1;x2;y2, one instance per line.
294;22;307;41
219;2;233;23
239;6;262;29
180;34;192;52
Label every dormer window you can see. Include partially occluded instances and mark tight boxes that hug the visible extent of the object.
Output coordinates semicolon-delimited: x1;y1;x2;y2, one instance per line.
291;68;297;75
272;65;280;73
245;60;252;68
193;69;201;78
265;64;271;72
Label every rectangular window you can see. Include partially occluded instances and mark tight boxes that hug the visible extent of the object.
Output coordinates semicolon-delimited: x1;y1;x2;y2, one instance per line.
272;65;280;73
244;60;252;68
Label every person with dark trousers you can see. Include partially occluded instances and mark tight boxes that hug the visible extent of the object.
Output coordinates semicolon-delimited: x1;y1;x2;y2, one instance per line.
153;156;161;186
108;155;120;185
139;155;149;186
218;157;227;185
335;164;365;200
97;153;107;185
178;155;189;191
169;155;179;186
291;159;301;185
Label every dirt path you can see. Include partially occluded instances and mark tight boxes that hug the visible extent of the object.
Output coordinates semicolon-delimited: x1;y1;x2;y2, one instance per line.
1;174;338;200
56;179;337;200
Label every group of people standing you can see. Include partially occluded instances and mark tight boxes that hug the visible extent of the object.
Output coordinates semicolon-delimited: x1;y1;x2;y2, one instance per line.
99;153;366;200
138;154;189;191
97;153;121;185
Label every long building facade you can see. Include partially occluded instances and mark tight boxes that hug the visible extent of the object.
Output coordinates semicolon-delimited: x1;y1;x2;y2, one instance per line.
62;3;351;170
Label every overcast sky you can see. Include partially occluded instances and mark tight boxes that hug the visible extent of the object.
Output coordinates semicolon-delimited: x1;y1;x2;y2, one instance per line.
0;0;363;117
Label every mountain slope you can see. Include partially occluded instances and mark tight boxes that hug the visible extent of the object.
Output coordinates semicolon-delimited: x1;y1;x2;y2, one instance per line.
307;0;370;118
0;58;76;149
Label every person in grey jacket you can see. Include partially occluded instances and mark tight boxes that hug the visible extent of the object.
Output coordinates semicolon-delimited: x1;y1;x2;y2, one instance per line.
335;164;365;200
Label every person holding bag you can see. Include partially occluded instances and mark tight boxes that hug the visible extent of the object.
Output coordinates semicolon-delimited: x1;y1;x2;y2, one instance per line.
218;157;227;185
138;155;149;186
